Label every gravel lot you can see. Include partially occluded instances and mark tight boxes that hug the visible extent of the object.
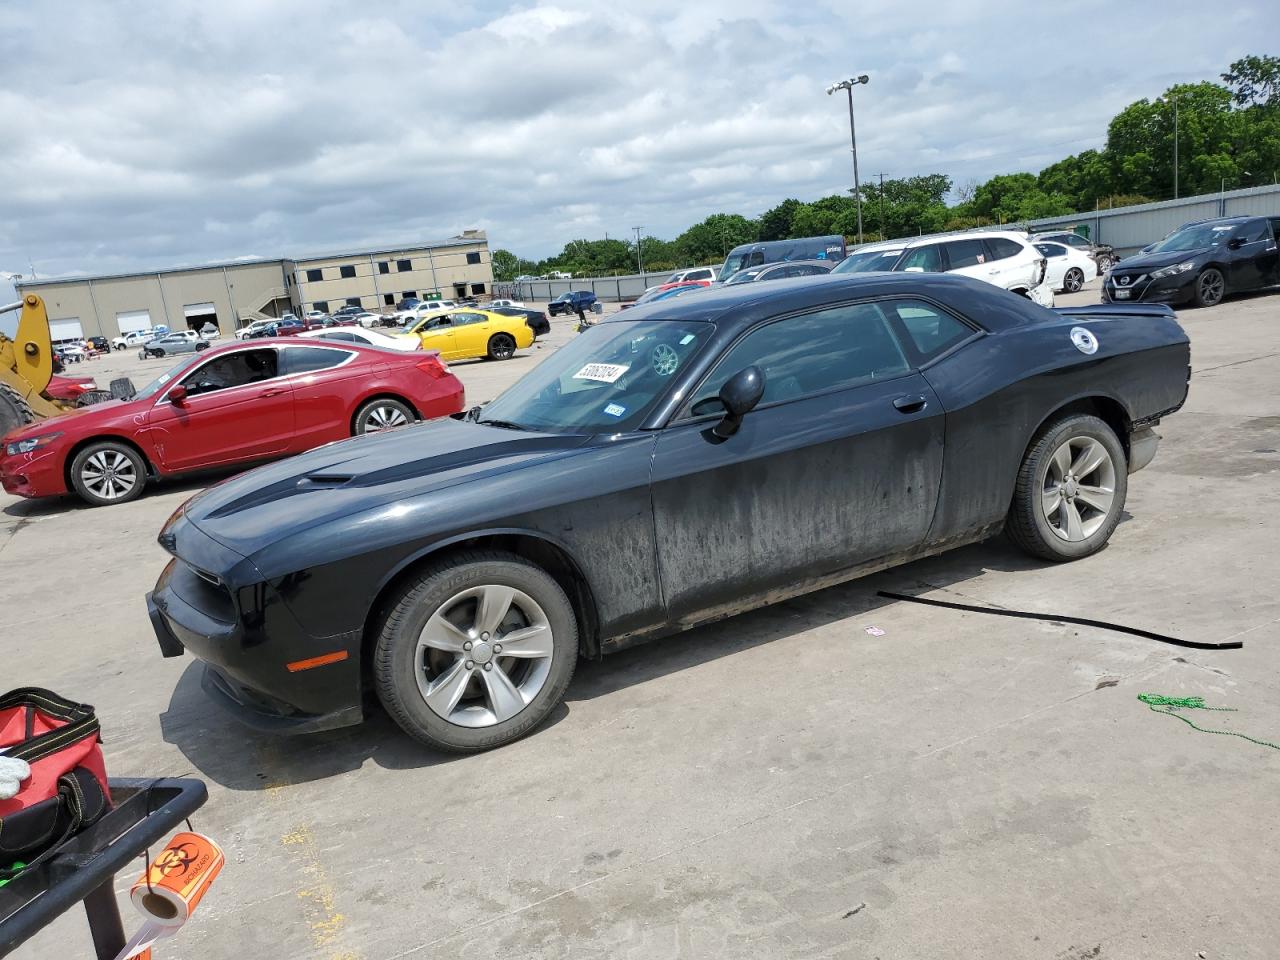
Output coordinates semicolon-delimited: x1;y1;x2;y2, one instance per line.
5;281;1278;959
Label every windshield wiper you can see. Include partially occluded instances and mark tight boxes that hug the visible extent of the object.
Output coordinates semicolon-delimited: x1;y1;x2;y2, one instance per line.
477;418;526;431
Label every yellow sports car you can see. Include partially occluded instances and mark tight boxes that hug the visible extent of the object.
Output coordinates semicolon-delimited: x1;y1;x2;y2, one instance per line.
400;309;535;361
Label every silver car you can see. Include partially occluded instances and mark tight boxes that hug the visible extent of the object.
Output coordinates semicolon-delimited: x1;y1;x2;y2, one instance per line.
139;332;210;358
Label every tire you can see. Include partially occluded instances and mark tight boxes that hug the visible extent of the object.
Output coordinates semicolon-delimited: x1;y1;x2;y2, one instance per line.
0;383;36;437
487;333;517;361
1095;255;1113;274
373;550;579;752
69;440;147;506
1194;267;1225;307
195;342;210;351
353;397;415;435
76;390;114;407
1006;413;1127;562
1063;267;1085;293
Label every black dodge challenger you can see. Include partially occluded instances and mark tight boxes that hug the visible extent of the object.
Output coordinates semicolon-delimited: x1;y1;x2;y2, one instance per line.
148;273;1191;752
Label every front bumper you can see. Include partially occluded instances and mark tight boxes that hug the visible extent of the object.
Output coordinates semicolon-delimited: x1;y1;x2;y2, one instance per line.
1103;271;1197;304
0;446;69;498
147;516;366;735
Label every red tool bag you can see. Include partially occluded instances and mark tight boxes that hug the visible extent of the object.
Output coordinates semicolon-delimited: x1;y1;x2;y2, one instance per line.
0;688;111;880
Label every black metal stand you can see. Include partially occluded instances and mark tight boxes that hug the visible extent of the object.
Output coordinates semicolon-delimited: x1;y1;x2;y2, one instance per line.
0;778;208;959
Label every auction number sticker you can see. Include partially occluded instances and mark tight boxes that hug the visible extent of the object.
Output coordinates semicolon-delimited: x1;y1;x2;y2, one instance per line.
603;403;626;417
574;363;630;383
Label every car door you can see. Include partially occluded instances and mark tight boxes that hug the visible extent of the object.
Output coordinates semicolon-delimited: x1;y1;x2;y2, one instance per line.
414;317;457;358
943;239;995;285
1225;219;1277;291
147;347;296;471
280;344;362;450
649;299;945;623
1034;242;1070;289
983;236;1035;289
450;311;490;357
896;242;946;274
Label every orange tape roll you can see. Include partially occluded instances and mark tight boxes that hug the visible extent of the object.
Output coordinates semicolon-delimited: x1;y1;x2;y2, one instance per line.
113;832;224;960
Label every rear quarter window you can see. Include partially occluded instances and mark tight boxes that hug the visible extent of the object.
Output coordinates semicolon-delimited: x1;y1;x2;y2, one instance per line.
285;346;354;375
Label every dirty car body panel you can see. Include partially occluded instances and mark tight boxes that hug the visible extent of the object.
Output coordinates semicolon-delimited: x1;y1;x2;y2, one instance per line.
147;273;1190;733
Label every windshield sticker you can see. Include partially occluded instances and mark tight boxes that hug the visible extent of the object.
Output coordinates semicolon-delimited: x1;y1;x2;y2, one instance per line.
679;334;695;345
603;403;626;417
573;362;630;383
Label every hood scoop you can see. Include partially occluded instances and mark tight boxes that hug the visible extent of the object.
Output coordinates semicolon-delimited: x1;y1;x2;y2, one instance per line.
298;474;355;487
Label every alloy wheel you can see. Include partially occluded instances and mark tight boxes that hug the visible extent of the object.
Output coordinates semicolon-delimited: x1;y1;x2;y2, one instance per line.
1064;268;1084;292
414;585;554;728
1040;435;1117;541
362;404;410;433
1198;270;1224;306
80;450;138;501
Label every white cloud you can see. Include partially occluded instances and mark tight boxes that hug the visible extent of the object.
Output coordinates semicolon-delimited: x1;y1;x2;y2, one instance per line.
0;0;1271;306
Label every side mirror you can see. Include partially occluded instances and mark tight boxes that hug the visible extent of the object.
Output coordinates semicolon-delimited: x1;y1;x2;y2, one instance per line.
712;365;765;439
1227;237;1243;250
169;385;188;405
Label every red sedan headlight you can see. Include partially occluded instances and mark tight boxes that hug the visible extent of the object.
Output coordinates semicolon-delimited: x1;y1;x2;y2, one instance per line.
5;431;64;457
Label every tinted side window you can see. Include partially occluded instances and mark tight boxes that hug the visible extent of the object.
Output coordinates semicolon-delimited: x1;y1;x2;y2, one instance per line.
985;237;1024;261
1062;234;1090;248
319;330;357;342
1237;219;1268;243
943;240;987;268
182;350;278;395
1035;243;1068;258
686;303;911;414
884;300;973;361
452;311;487;326
286;346;352;375
897;244;945;272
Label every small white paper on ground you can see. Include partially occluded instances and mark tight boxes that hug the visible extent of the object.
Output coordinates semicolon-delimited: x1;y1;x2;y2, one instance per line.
865;626;886;637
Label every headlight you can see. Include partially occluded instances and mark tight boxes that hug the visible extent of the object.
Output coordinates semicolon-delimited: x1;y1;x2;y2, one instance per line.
5;432;64;456
1150;260;1195;280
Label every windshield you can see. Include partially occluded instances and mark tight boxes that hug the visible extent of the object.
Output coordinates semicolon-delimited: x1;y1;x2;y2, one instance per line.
724;268;765;285
135;355;202;400
831;249;904;273
478;320;714;433
718;254;749;282
1149;222;1236;253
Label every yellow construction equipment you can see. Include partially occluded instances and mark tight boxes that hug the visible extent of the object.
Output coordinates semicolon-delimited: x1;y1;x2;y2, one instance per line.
0;293;81;436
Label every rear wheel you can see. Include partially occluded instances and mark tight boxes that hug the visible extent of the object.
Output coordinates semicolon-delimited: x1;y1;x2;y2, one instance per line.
1063;267;1085;292
1095;255;1113;274
354;397;415;435
0;383;36;437
487;333;517;361
373;551;578;752
1195;268;1225;307
69;441;147;506
1006;413;1127;562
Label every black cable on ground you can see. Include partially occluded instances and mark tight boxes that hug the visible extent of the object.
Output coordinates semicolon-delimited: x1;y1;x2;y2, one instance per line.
875;591;1244;651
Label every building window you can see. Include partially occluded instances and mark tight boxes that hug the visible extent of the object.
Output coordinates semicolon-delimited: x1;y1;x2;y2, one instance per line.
383;293;395;306
284;274;291;287
346;297;362;308
313;301;329;313
306;268;323;282
339;264;357;279
397;259;412;272
401;291;416;300
377;261;390;274
471;283;486;295
466;252;482;265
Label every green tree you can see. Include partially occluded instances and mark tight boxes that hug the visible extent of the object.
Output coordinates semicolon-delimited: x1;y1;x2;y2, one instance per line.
490;249;521;281
1221;54;1280;108
674;214;757;264
757;198;802;241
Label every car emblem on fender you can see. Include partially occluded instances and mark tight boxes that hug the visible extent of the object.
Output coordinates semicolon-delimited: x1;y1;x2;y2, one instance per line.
1070;327;1099;355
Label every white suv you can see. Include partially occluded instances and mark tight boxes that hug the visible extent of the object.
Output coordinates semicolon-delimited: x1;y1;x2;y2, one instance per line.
834;230;1053;305
666;267;718;285
111;330;154;351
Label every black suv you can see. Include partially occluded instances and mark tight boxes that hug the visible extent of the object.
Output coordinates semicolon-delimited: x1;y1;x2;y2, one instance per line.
1031;230;1117;273
1103;216;1280;308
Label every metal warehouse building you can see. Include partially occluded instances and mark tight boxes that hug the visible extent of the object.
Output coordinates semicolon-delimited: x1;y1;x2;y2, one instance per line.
16;232;493;344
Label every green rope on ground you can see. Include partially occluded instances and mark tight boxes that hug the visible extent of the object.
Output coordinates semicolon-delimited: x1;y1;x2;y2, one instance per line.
1138;693;1280;751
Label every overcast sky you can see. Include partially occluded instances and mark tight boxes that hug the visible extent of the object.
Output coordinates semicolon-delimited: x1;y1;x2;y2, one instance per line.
0;0;1270;317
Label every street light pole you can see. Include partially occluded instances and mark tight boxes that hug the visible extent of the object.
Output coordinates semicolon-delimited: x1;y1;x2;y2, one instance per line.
632;226;643;276
827;74;870;245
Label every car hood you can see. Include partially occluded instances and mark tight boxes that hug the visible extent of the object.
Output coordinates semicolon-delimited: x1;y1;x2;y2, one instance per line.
1112;248;1212;271
180;418;593;558
1;399;135;443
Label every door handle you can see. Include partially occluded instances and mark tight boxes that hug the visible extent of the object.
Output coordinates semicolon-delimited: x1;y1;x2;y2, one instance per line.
893;394;928;414
258;388;285;398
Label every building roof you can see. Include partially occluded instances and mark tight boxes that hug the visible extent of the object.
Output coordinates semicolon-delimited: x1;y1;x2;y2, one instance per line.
16;233;489;289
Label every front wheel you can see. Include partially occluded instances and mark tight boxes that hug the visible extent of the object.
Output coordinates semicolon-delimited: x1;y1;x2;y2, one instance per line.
354;397;415;435
1063;267;1085;292
1006;413;1127;562
69;441;147;506
487;333;516;360
373;551;579;752
1195;268;1225;307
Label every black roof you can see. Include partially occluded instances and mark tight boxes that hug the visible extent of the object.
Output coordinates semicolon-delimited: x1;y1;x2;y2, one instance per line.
606;271;1047;333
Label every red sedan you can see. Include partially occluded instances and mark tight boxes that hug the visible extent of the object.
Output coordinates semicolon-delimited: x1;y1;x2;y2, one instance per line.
1;338;464;506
